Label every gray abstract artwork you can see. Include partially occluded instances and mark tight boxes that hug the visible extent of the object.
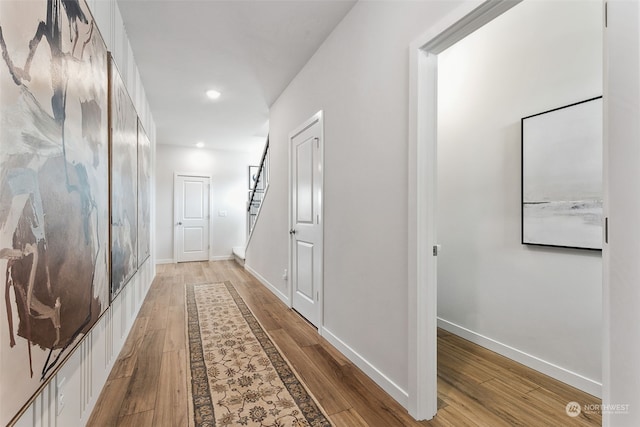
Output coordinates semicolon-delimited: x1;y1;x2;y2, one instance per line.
137;120;151;267
110;58;138;297
0;0;109;423
522;97;603;250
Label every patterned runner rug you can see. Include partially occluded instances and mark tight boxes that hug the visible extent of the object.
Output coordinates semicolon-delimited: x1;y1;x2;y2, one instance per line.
186;282;333;427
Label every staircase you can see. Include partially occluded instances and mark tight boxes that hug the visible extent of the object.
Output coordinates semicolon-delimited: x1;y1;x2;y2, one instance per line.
247;137;269;241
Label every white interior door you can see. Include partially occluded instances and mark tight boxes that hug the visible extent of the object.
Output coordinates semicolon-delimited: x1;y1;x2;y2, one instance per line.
175;174;210;262
290;112;323;328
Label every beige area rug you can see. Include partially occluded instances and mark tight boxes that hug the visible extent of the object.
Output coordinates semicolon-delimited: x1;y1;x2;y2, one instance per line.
186;282;333;427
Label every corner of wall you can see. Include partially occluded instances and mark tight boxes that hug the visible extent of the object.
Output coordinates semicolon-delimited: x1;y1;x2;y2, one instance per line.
244;263;289;306
321;327;409;407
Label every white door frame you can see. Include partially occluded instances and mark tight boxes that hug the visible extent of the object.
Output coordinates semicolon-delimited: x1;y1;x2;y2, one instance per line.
408;0;522;419
288;111;324;333
173;172;213;263
603;2;640;425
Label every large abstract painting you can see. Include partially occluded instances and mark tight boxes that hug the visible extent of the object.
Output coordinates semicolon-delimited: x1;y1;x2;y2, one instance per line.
521;96;603;250
137;120;151;267
0;0;110;424
110;58;138;297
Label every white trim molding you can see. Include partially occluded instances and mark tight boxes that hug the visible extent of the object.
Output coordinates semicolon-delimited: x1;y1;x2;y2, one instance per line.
321;327;409;407
408;0;522;420
157;256;234;264
244;263;289;305
438;318;602;397
209;255;234;262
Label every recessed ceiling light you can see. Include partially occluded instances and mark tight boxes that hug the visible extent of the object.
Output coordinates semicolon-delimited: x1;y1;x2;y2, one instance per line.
196;142;204;148
206;89;221;100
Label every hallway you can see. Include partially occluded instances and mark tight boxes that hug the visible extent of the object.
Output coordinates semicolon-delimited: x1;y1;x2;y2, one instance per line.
88;261;601;426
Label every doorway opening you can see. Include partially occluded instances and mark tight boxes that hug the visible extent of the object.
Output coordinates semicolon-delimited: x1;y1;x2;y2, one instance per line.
409;0;603;420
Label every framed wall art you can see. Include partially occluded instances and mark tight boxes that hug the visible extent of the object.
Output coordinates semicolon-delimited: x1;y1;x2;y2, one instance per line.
137;120;151;267
110;56;138;297
521;96;603;250
0;0;110;423
249;165;259;190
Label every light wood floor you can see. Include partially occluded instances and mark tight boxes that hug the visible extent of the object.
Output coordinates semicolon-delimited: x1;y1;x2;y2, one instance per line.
88;261;601;426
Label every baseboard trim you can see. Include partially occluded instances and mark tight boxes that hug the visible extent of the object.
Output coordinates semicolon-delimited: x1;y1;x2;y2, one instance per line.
232;246;246;260
437;318;602;397
157;256;234;264
231;247;245;267
321;326;409;407
244;264;289;306
210;255;234;261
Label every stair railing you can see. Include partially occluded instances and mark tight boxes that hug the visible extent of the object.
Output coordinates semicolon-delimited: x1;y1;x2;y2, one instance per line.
247;137;269;241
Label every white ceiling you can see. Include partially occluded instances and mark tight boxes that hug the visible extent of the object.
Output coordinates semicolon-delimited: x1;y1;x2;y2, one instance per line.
117;0;356;152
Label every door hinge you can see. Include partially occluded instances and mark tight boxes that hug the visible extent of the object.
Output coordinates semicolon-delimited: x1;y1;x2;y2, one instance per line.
604;2;608;28
315;137;319;148
433;245;441;256
605;217;609;244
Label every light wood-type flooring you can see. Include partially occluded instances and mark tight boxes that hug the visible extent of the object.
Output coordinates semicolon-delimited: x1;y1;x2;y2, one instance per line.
88;261;602;426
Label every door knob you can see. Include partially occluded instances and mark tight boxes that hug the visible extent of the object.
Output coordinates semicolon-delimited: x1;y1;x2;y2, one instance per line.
289;229;296;235
177;222;183;226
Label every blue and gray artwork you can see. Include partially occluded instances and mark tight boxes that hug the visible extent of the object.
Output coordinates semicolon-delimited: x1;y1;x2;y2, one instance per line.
137;120;151;267
110;59;138;297
0;0;109;423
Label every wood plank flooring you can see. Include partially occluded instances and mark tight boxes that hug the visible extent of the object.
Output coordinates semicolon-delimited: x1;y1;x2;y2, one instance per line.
88;261;602;426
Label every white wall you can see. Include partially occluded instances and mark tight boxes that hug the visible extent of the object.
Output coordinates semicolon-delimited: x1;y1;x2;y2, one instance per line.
155;145;260;263
246;0;471;405
436;0;603;396
11;1;157;425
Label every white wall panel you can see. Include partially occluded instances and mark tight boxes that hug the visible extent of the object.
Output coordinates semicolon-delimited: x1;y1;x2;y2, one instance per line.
89;0;113;51
113;2;125;75
128;42;135;101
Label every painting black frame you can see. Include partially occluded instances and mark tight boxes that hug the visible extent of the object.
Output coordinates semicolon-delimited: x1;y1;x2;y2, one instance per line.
521;96;603;251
